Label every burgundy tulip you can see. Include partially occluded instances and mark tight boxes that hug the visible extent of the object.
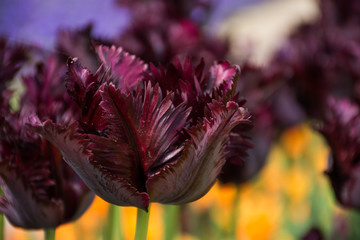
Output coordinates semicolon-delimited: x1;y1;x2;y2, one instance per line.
319;98;360;210
30;45;252;210
0;52;94;229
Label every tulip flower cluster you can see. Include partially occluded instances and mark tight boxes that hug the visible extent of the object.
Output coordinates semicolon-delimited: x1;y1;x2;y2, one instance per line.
1;0;360;238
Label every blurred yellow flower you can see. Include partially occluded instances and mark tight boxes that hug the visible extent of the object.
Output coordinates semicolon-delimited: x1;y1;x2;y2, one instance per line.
56;196;109;240
190;183;221;213
288;202;310;223
5;226;41;240
261;144;286;193
285;166;310;204
238;192;282;240
280;124;311;159
211;184;239;232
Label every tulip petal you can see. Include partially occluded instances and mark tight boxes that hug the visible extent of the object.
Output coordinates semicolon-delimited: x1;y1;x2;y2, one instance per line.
66;58;110;131
99;82;190;174
205;61;240;94
0;173;65;229
97;45;147;90
147;100;251;204
145;58;203;105
28;117;150;210
225;133;253;165
145;59;241;125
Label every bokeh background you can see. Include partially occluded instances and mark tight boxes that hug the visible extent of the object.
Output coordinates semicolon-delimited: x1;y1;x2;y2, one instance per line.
1;0;358;239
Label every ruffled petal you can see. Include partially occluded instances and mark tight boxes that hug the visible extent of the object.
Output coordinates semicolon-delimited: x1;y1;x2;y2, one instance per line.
146;100;251;204
99;82;190;174
0;168;64;229
97;45;147;90
28;117;150;210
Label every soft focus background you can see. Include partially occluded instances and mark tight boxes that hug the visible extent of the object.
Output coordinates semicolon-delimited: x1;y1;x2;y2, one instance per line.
1;0;358;239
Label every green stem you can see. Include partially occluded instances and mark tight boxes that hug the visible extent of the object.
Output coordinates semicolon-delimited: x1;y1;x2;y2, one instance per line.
105;204;122;240
0;214;4;240
164;205;179;240
134;205;151;240
44;228;55;240
229;186;241;240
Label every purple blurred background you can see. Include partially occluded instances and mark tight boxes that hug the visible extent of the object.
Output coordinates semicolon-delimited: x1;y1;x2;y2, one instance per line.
0;0;130;48
0;0;263;48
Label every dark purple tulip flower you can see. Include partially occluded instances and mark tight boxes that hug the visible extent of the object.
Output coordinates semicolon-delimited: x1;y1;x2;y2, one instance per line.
29;45;252;211
118;17;228;66
117;0;228;66
270;0;360;121
319;98;360;210
0;51;94;229
54;0;227;79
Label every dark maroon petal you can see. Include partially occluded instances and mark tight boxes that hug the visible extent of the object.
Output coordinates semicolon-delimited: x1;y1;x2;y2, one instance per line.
0;121;94;228
96;45;147;91
145;57;202;101
28;117;150;210
65;57;100;107
204;61;239;94
219;110;253;174
224;133;252;165
99;82;190;174
61;175;95;222
87;134;143;189
65;58;108;130
146;100;251;204
145;58;241;127
0;173;65;229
